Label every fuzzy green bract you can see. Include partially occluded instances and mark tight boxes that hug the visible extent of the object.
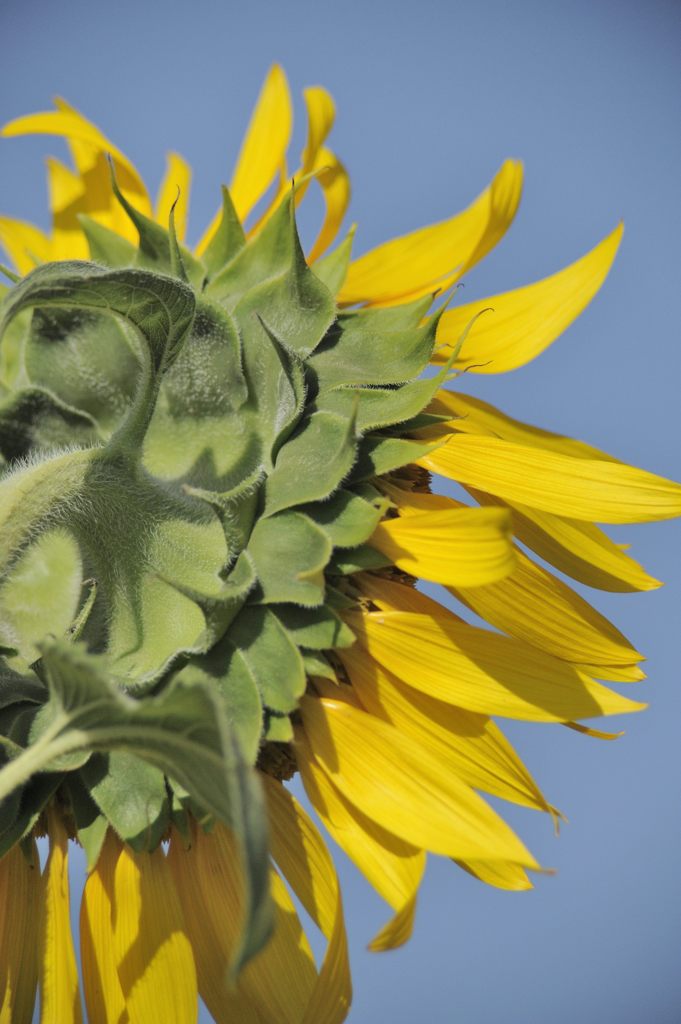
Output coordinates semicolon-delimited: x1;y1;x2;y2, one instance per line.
0;185;442;969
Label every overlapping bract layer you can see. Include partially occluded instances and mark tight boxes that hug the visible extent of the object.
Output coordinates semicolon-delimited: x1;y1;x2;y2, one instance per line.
1;64;680;1024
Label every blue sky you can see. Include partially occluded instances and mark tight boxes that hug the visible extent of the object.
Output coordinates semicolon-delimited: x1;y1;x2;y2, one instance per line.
1;0;680;1021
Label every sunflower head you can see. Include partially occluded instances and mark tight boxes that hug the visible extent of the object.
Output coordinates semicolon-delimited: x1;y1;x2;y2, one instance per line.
0;64;678;1024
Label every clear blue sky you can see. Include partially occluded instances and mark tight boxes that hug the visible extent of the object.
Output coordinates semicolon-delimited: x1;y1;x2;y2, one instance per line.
1;1;680;1021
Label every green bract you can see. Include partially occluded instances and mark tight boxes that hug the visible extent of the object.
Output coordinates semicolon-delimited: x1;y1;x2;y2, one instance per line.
0;183;445;966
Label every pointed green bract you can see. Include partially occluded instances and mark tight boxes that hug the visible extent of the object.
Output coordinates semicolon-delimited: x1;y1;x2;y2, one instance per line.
0;181;459;976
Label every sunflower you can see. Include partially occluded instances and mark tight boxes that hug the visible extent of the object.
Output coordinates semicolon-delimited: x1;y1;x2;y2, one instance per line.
0;64;678;1024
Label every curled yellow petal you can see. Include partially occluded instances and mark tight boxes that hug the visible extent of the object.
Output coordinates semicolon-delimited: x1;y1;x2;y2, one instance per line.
0;839;40;1023
0;216;51;274
155;153;192;240
340;643;554;815
370;505;515;586
432;223;623;372
39;812;83;1023
264;777;352;1024
300;694;538;866
421;433;681;523
346;609;646;723
307;148;351;264
296;723;424;951
2;102;150;212
112;839;197;1023
338;159;523;307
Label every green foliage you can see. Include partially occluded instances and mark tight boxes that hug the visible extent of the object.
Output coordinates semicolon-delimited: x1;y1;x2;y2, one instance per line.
0;180;447;973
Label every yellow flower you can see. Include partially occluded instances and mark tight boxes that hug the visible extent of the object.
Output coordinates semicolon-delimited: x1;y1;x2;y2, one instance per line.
0;63;679;1023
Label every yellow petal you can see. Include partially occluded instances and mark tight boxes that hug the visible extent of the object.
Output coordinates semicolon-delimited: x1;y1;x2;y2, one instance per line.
80;833;128;1024
296;724;424;950
428;390;620;462
370;505;515;586
264;777;352;1024
155;153;192;240
298;88;336;191
231;64;292;223
470;489;661;592
167;828;260;1024
456;859;533;891
346;609;646;722
0;839;40;1023
39;812;83;1023
338;159;522;307
339;644;554;815
421;433;681;523
2;103;150;213
112;839;197;1023
300;694;538;865
356;568;464;618
432;224;622;372
0;216;51;274
453;543;642;671
45;157;90;260
307;147;351;263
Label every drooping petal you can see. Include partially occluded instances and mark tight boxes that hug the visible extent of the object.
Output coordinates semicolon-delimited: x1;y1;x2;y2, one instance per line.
300;694;539;865
167;828;260;1024
45;157;91;259
307;148;351;263
2;101;151;213
469;489;661;592
369;505;515;586
346;609;646;722
80;833;128;1024
111;838;197;1023
155;153;192;240
264;777;352;1024
0;839;40;1023
421;433;681;523
432;224;623;372
452;544;642;672
39;812;83;1023
456;859;533;891
298;88;336;191
0;216;52;274
339;642;555;815
296;725;425;951
338;159;523;307
427;389;620;462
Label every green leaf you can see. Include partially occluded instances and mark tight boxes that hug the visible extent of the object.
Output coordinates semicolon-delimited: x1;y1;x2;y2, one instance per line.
0;662;45;710
65;773;108;869
78;214;136;267
301;650;337;681
264;715;293;743
312;227;355;295
328;545;391;575
80;751;170;852
263;410;358;516
301;487;388;548
0;638;273;974
1;262;195;378
0;387;98;460
202;186;246;280
309;294;436;390
24;305;141;434
248;511;332;606
348;435;441;481
229;606;305;713
272;604;355;649
175;640;263;765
